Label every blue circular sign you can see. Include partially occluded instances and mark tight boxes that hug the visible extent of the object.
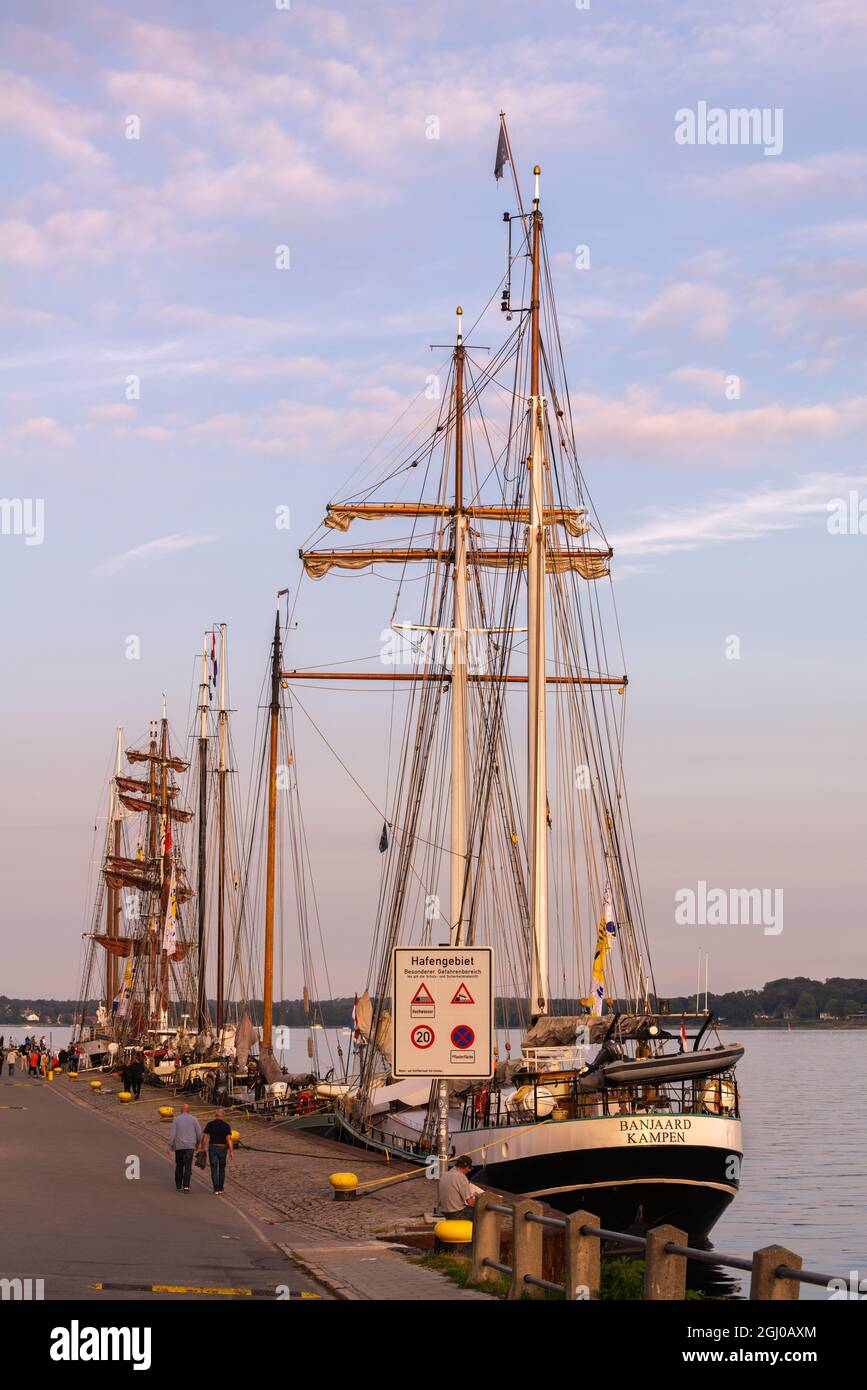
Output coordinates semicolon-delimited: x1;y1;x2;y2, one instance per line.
451;1024;475;1050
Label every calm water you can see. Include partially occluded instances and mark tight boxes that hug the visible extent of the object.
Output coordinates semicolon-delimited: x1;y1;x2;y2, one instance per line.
12;1022;862;1291
713;1029;866;1295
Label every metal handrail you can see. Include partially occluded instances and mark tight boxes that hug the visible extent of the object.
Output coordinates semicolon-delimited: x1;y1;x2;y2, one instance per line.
492;1201;839;1289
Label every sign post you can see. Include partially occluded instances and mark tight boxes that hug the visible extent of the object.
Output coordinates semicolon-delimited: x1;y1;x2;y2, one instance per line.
392;947;493;1080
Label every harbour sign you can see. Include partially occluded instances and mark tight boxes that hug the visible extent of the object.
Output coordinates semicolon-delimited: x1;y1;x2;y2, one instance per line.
392;947;493;1079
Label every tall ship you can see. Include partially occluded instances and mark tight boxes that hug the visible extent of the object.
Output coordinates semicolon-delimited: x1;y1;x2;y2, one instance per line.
76;702;198;1062
74;628;277;1089
275;121;744;1244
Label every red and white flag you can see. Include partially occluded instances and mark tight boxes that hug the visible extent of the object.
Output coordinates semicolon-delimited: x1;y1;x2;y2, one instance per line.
162;867;178;957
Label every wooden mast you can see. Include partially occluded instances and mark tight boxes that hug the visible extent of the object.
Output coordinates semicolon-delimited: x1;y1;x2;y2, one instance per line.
437;306;470;1172
196;637;208;1031
216;624;228;1034
146;718;159;1025
262;605;282;1056
106;726;123;1009
450;305;469;949
527;164;550;1016
158;697;170;1026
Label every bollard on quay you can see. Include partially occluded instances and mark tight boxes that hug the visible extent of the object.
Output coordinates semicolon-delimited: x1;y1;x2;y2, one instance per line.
330;1172;359;1202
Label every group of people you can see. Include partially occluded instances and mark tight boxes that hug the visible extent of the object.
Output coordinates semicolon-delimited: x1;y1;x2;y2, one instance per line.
166;1105;235;1194
1;1037;68;1078
120;1055;146;1100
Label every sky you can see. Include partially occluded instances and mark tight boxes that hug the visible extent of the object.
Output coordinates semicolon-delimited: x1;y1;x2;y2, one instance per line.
1;0;865;1001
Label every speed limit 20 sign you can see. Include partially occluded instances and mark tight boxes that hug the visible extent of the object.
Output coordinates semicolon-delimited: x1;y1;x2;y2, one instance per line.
392;947;493;1079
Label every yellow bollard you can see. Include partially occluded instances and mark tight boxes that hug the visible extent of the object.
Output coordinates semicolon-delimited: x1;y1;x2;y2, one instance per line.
329;1172;359;1203
90;1080;102;1090
47;1071;54;1081
118;1091;133;1103
68;1073;79;1081
434;1219;473;1252
158;1106;174;1120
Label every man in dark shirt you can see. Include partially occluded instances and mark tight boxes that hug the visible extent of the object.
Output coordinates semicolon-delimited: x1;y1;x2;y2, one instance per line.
128;1056;145;1100
202;1109;234;1194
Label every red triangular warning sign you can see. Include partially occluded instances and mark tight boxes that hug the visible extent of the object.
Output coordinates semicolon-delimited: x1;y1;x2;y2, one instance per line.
451;982;474;1005
411;982;435;1005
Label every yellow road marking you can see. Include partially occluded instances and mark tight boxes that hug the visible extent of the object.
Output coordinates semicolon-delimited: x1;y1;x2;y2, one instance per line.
88;1282;320;1298
155;1284;253;1296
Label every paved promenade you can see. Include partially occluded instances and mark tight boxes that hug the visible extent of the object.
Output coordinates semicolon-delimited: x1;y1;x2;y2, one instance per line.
0;1070;324;1300
1;1068;491;1301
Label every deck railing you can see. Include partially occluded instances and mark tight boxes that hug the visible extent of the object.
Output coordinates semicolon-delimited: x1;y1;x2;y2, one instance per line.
460;1071;740;1129
470;1193;837;1300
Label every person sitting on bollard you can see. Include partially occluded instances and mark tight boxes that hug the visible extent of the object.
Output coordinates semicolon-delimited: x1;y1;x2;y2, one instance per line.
438;1155;482;1221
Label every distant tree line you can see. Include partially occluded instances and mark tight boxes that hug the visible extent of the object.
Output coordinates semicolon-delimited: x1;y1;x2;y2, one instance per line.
5;978;866;1029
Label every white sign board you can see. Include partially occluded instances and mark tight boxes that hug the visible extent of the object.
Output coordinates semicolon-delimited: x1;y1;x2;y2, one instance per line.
392;946;493;1079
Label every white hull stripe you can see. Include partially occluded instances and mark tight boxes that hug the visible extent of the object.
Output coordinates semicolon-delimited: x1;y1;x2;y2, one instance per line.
523;1176;739;1200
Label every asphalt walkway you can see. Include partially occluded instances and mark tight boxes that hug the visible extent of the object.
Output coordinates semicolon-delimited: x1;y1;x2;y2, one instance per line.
0;1071;322;1300
1;1069;492;1301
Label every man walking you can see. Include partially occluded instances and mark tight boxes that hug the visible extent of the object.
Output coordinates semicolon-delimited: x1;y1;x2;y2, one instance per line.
128;1054;145;1100
6;1047;18;1078
202;1109;234;1195
167;1103;202;1192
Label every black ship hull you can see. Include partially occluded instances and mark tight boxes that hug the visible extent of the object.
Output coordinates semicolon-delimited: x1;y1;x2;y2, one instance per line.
477;1141;738;1246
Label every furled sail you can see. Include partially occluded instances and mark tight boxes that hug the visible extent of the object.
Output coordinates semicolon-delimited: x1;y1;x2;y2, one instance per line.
116;775;179;797
301;546;611;581
234;1012;258;1070
323;502;589;537
353;989;392;1063
125;749;189;773
89;933;145;957
118;793;192;822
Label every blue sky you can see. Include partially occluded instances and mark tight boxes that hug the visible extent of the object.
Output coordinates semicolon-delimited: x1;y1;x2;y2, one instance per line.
1;0;865;999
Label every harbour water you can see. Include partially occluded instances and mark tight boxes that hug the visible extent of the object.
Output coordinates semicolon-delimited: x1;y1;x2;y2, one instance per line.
714;1028;867;1294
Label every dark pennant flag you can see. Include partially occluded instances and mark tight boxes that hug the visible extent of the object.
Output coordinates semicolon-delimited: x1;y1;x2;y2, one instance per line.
494;124;509;181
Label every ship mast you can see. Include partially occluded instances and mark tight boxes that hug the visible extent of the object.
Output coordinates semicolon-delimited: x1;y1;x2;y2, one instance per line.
527;164;549;1016
196;637;209;1031
450;305;469;948
146;717;159;1024
216;624;228;1034
158;696;170;1028
262;604;282;1058
105;726;123;1009
437;307;470;1171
